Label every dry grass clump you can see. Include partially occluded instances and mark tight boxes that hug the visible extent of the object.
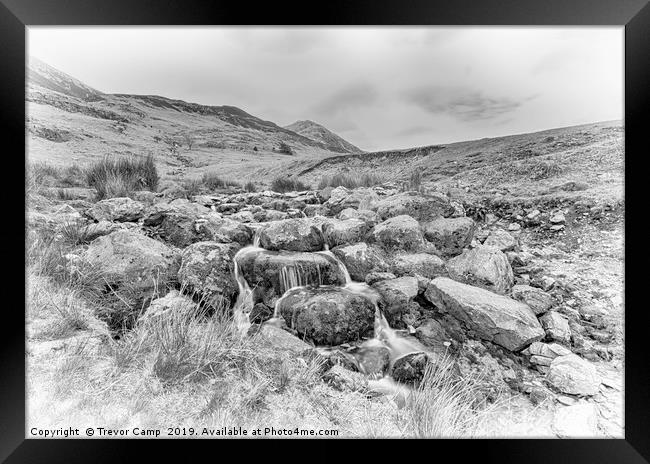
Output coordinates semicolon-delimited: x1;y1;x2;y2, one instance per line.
200;171;240;191
244;181;257;192
317;172;384;190
86;155;159;199
401;355;495;437
270;176;310;193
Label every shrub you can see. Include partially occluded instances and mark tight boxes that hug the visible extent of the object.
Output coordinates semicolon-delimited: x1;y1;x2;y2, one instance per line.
270;177;310;193
277;142;294;156
317;172;384;190
201;172;240;191
86;155;159;199
399;170;424;193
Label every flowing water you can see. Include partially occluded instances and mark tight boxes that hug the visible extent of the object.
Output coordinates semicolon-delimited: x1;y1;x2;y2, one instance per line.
232;231;422;361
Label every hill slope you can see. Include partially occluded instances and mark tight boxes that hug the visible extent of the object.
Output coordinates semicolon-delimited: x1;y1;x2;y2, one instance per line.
26;57;356;182
284;120;362;153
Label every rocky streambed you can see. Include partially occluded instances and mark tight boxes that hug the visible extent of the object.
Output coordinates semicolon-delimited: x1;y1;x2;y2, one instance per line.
28;184;623;436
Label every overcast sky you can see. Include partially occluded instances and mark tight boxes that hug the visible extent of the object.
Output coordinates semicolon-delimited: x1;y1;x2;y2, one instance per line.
28;27;623;151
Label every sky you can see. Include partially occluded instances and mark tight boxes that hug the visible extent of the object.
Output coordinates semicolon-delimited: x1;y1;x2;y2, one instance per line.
28;27;623;151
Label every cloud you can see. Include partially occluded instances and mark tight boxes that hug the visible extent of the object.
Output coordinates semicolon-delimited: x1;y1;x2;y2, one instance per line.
395;125;434;136
313;83;378;117
403;85;526;121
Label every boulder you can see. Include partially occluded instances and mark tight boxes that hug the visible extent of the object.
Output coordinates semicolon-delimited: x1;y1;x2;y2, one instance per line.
511;285;554;315
424;277;544;351
86;197;145;222
539;311;572;344
177;241;241;309
258;218;324;252
323;187;379;215
140;290;195;322
547;354;601;396
277;287;375;345
374;191;454;222
80;229;180;293
322;218;369;248
372;277;419;323
369;215;426;251
338;208;379;224
483;229;518;252
446;245;514;294
195;215;253;245
422;217;476;256
415;318;452;351
237;249;348;307
389;351;434;384
331;243;389;282
364;272;397;286
254;323;314;356
391;253;446;279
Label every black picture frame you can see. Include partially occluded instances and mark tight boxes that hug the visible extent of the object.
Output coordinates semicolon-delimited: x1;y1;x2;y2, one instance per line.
2;0;646;461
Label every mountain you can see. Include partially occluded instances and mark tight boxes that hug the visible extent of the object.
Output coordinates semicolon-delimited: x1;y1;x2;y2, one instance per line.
28;56;105;102
26;57;361;182
284;120;362;153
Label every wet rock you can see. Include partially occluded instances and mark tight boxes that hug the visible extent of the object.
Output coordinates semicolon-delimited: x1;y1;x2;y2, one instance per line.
415;319;452;351
277;286;375;345
249;303;273;324
351;342;391;377
87;197;145;222
80;229;180;294
322;218;369;248
511;284;554;315
539;311;572;344
372;277;419;323
374;191;454;222
178;241;241;309
391;252;446;279
323;364;369;392
421;217;475;256
547;354;601;396
389;351;434;384
237;249;347;307
369;215;426;251
425;277;544;351
446;245;514;294
483;229;518;252
364;272;397;286
331;243;389;282
552;403;599;438
258;218;324;252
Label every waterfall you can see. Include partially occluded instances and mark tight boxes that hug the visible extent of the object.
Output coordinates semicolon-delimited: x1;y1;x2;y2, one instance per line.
233;229;421;366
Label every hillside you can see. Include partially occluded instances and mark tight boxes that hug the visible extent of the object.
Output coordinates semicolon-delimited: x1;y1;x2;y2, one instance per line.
26;57;357;184
273;120;623;205
284;120;362;154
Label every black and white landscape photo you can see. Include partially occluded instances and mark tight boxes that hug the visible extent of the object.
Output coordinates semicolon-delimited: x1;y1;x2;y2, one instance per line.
26;27;624;438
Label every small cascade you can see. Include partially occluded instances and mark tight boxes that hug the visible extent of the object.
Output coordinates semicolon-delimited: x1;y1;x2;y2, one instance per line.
233;231;422;368
317;249;352;285
232;243;262;333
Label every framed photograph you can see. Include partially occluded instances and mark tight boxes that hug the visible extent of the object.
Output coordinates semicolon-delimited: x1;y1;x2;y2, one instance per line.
2;0;647;460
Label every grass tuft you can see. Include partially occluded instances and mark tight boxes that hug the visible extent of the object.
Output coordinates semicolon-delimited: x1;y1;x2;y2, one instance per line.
86;155;159;200
317;172;384;190
270;177;310;193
